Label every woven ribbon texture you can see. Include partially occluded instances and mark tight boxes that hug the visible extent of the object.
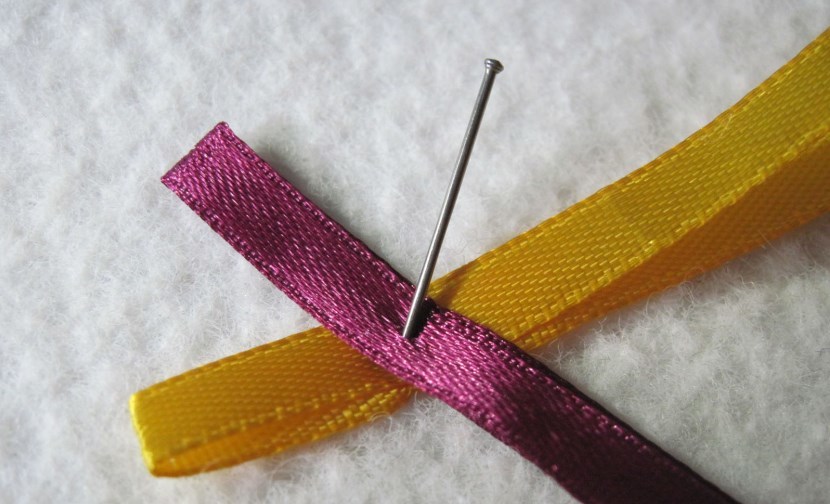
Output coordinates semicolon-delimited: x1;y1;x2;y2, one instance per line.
162;123;738;503
132;28;830;486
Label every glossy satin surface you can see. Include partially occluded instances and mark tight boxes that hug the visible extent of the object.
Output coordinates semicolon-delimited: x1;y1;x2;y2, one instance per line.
131;29;830;494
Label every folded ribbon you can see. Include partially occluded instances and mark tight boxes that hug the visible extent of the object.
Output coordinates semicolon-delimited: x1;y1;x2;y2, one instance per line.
132;28;830;487
160;123;739;502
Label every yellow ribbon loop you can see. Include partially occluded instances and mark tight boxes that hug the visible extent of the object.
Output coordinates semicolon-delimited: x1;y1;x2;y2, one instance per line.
131;29;830;476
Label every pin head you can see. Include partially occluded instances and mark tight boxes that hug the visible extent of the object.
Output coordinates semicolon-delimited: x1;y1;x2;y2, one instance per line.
485;59;504;74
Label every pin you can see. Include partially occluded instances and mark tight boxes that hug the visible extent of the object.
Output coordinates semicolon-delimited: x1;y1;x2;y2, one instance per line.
402;58;504;340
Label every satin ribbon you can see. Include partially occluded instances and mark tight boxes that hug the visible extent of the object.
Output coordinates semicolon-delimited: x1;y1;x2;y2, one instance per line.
132;27;830;486
158;123;738;503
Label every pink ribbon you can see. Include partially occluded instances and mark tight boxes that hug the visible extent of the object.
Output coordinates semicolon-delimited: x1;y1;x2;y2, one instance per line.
162;123;739;503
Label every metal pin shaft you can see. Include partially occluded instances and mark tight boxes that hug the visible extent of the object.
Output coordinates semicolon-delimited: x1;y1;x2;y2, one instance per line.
402;58;504;340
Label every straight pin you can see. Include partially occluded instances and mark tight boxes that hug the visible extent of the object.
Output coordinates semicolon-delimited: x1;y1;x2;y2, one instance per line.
402;58;504;340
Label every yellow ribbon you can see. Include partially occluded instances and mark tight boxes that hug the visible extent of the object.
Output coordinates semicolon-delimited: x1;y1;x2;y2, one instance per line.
131;29;830;476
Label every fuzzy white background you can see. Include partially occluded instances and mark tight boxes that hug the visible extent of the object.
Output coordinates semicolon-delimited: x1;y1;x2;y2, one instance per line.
2;1;829;503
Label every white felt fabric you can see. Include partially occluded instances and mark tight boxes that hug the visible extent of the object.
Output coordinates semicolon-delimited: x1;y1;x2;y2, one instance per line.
2;1;829;502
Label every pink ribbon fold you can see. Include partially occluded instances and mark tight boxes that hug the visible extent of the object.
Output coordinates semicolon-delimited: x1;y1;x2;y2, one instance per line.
162;123;738;504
